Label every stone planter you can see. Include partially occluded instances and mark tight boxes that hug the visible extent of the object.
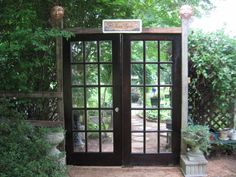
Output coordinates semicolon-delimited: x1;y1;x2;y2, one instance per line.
230;131;236;140
181;155;208;177
45;131;64;156
45;131;65;165
26;120;66;165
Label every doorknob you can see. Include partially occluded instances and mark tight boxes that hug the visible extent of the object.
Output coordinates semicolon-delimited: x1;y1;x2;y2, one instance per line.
114;107;119;113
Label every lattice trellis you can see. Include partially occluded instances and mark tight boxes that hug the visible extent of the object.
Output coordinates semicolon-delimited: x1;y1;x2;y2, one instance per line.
205;111;233;130
190;105;234;131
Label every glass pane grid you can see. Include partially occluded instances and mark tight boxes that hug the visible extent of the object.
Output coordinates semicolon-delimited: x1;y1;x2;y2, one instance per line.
71;40;113;153
131;39;173;155
70;41;83;63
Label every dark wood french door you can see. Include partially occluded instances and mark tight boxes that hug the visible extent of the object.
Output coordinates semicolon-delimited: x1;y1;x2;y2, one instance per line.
122;34;181;165
63;33;181;166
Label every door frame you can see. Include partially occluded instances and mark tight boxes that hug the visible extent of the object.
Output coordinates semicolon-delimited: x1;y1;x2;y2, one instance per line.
63;28;182;166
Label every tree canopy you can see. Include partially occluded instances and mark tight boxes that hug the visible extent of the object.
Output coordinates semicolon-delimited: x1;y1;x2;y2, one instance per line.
0;0;212;91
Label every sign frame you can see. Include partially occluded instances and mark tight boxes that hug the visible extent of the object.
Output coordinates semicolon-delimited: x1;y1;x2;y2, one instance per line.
102;19;142;33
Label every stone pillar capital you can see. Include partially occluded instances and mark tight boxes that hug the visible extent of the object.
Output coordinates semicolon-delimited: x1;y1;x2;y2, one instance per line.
51;5;64;21
179;5;193;20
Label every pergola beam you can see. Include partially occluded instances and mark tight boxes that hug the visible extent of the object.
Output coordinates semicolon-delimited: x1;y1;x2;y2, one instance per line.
0;92;63;98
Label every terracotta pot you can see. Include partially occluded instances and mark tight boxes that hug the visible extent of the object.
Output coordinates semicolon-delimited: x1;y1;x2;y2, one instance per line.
219;129;229;140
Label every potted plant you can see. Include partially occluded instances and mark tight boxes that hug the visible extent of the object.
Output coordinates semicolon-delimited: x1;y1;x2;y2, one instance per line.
182;124;210;161
150;88;158;107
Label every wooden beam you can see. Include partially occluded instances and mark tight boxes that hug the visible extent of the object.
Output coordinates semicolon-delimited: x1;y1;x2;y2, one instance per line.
27;120;63;127
56;21;64;121
142;27;181;34
0;92;63;98
65;27;182;34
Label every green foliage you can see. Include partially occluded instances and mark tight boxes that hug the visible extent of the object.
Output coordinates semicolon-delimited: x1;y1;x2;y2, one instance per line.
0;0;214;120
146;110;158;121
0;0;213;92
182;124;210;153
0;99;66;177
130;0;213;27
0;1;72;92
189;30;236;126
42;126;65;133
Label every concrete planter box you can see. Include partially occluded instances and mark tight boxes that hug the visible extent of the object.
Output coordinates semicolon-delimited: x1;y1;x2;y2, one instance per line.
180;155;208;177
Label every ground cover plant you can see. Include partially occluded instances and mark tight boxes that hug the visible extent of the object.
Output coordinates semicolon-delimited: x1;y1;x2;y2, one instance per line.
0;99;66;177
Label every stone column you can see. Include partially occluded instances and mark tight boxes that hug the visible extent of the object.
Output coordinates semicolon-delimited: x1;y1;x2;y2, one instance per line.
179;5;193;154
50;6;65;164
234;99;236;129
179;6;208;177
50;6;65;121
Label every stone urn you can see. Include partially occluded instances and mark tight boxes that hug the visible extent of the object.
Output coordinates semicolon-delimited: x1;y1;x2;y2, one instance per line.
45;131;64;156
45;130;65;165
26;120;66;165
186;146;205;161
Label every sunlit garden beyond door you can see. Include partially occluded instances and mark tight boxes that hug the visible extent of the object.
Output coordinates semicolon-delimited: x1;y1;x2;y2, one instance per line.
130;40;173;154
71;40;114;153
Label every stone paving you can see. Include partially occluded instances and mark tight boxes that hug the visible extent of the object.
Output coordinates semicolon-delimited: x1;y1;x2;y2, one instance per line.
68;155;236;177
68;166;183;177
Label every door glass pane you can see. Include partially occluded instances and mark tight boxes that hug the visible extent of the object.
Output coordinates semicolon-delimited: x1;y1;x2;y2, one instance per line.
146;64;158;85
87;132;99;152
71;64;84;85
160;87;171;108
160;64;172;84
72;110;85;130
101;110;113;131
87;87;98;108
160;41;172;61
86;64;98;85
160;110;172;131
71;41;83;62
87;110;99;130
131;64;143;85
100;41;112;62
160;132;172;153
72;87;84;108
73;132;85;152
100;87;112;108
146;133;158;153
146;110;158;131
146;41;158;62
132;133;143;153
131;41;143;62
85;41;97;62
100;64;112;85
146;87;158;108
131;110;143;131
131;87;143;108
102;132;113;152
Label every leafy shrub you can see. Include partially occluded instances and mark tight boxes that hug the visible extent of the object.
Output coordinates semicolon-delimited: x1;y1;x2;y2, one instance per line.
188;30;236;127
182;124;210;153
0;99;66;177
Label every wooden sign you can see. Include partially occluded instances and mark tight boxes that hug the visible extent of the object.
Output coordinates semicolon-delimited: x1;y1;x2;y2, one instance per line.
103;19;142;33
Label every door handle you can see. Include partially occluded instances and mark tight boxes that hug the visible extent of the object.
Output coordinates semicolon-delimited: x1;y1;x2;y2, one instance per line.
114;107;119;113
